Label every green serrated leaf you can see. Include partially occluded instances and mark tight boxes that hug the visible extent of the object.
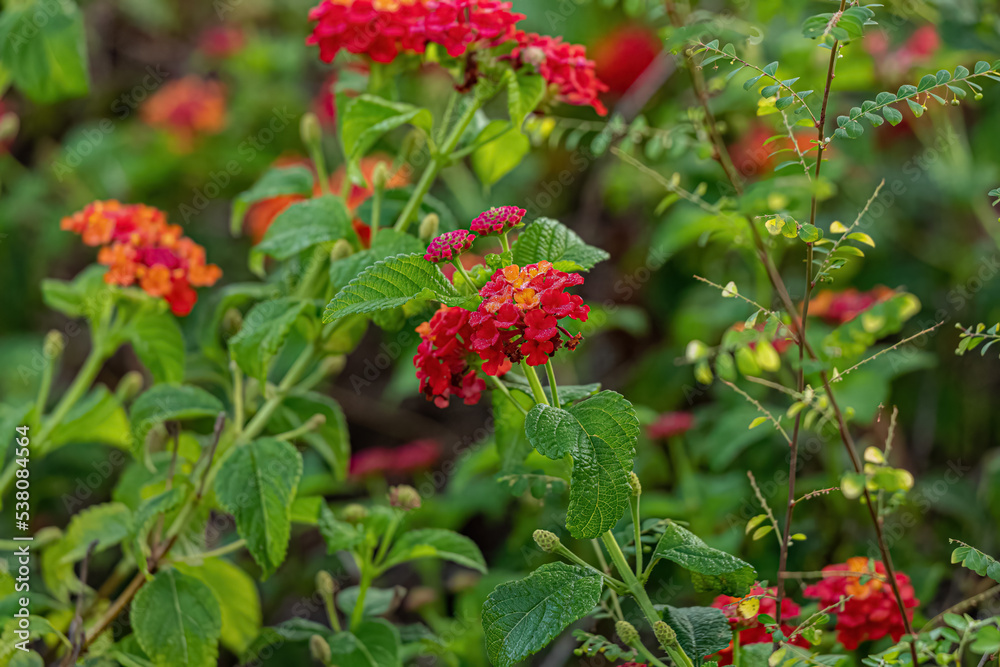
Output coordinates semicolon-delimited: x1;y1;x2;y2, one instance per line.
472;119;530;187
126;312;185;384
650;522;757;596
339;95;432;183
175;558;262;656
511;217;610;272
255;196;352;260
951;542;1000;583
131;569;222;667
215;438;303;579
323;254;463;323
524;391;638;538
663;606;732;663
482;563;603;667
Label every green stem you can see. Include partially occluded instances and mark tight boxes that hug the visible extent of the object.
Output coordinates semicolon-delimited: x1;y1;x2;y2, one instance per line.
451;259;477;293
33;348;57;428
630;494;642;578
600;532;694;667
552;543;627;593
231;361;245;435
487;375;527;416
519;362;550;406
499;233;511;254
351;568;374;630
370;181;383;242
544;359;561;408
374;513;400;569
294;248;329;301
395;97;482;232
635;643;671;667
172;539;246;564
309;141;331;196
239;344;316;446
733;630;741;667
591;540;625;620
35;338;108;451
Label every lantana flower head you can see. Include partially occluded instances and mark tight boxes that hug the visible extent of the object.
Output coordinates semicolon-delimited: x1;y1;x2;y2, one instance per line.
804;557;919;650
709;586;809;665
61;201;221;316
414;305;487;407
469;261;589;373
425;230;476;263
470;206;526;236
141;76;226;149
510;32;609;115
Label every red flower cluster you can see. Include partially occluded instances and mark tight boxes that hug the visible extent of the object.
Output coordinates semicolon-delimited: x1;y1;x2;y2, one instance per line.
141;76;226;150
414;306;487;407
350;438;441;477
647;411;694;440
307;0;522;64
425;230;476;263
809;286;896;325
469;261;589;374
470;206;526;236
61;201;221;316
511;32;609;115
710;587;809;666
804;557;919;650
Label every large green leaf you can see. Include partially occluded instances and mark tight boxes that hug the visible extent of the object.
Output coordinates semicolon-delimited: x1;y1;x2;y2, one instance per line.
326;619;401;667
339;95;432;183
523;391;638;538
650;522;757;596
512;218;610;272
323;253;464;323
472;120;530;187
214;438;303;579
131;568;222;667
228;298;309;383
662;606;733;665
230;165;314;235
175;558;263;655
255;195;352;260
130;384;225;449
59;502;133;564
329;230;425;291
126;312;185;384
383;528;486;573
0;0;90;103
482;562;602;667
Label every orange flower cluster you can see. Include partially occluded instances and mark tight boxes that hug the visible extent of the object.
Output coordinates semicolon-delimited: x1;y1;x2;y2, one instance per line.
142;76;226;149
61;200;221;316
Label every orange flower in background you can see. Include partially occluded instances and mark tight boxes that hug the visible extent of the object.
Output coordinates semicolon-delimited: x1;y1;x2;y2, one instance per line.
809;286;896;325
61;200;221;316
244;154;410;244
142;76;227;150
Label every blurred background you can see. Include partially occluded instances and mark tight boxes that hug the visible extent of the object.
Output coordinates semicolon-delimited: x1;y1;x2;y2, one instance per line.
2;0;1000;664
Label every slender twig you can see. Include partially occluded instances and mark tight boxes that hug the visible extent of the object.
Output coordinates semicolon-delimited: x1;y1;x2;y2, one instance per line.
720;380;791;444
793;486;839;505
920;584;1000;631
487;375;528;416
61;540;99;666
779;109;813;180
591;540;625;619
694;275;782;321
813;179;886;286
746;471;783;548
832;322;945;382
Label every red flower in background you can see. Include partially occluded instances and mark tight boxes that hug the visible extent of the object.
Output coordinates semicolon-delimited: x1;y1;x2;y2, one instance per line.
350;438;442;477
647;412;694;439
510;32;608;115
805;557;918;650
414;306;487;407
865;25;940;77
468;261;589;374
730;320;794;354
244;154;409;244
710;586;809;665
728;123;816;178
142;76;226;150
198;25;246;58
809;286;896;325
61;201;221;316
592;25;661;95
